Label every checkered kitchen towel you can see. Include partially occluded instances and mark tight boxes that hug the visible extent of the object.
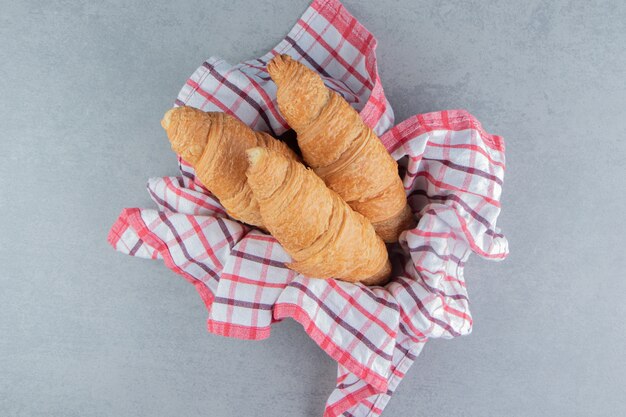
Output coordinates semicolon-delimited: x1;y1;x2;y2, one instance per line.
108;0;508;415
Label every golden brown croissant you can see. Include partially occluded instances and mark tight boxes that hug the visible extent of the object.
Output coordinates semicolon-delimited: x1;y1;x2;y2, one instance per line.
267;54;415;242
161;106;297;227
246;147;391;285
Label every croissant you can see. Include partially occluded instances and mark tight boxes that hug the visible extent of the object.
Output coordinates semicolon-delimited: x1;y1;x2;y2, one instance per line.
161;106;297;228
246;147;391;285
267;54;415;242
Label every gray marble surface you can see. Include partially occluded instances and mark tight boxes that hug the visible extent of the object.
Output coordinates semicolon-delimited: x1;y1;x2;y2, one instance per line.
1;1;625;416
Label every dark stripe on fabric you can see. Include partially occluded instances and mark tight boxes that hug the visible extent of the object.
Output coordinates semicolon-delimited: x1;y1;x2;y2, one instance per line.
284;36;332;79
202;62;276;136
360;288;400;312
290;281;393;361
410;189;502;237
129;240;143;256
158;212;221;282
213;296;274;311
416;273;469;302
394;337;418;360
422;157;503;186
230;249;287;269
148;187;177;213
409;245;463;264
216;217;236;248
397;279;462;337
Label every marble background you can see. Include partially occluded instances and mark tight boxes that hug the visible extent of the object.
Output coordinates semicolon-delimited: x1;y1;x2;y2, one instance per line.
1;1;624;416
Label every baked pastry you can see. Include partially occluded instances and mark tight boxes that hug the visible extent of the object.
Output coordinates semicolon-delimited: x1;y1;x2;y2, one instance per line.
162;106;297;227
246;146;391;285
268;54;415;242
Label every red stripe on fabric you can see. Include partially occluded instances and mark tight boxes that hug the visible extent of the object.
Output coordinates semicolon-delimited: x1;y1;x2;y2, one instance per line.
450;208;508;259
411;171;501;208
412;229;457;239
224;274;287;289
324;383;378;417
288;282;392;360
382;109;505;154
148;186;177;212
119;208;216;311
398;309;427;341
206;320;271;341
226;238;246;324
274;303;389;393
157;212;223;282
410;190;504;238
327;280;396;337
336;372;350;384
441;109;450;128
413;264;467;288
399;278;464;337
444;275;467;287
297;19;372;88
244;74;290;131
245;233;280;243
188;216;222;269
310;0;389;135
371;406;384;415
365;90;387;120
311;0;373;56
429;142;506;169
251;242;274;328
107;213;129;248
186;80;234;115
119;210;278;341
163;177;223;214
442;303;473;325
179;63;212;105
360;399;384;416
201;61;277;135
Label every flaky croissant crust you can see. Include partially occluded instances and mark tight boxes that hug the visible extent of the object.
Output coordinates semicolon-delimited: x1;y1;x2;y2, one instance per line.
246;147;391;285
162;106;297;227
268;54;415;242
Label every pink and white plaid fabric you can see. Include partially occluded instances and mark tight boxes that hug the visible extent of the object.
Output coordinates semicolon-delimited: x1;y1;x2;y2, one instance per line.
107;0;508;415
